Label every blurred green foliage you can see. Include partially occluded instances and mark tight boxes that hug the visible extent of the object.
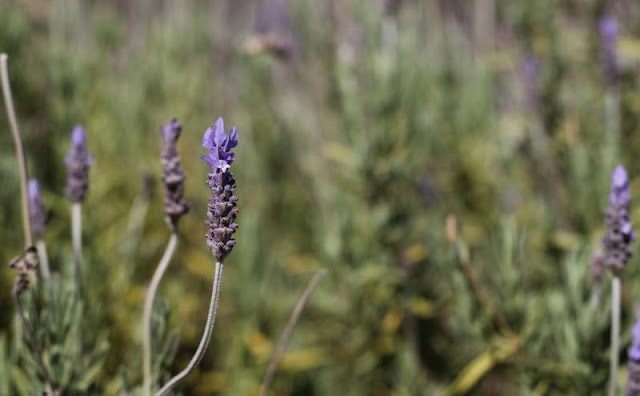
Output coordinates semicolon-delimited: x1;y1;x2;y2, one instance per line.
2;0;640;394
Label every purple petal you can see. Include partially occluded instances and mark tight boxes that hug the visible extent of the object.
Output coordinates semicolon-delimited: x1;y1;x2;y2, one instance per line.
219;151;235;164
202;127;216;150
226;127;238;149
28;180;40;202
213;117;227;147
71;125;87;147
612;165;628;190
201;154;217;170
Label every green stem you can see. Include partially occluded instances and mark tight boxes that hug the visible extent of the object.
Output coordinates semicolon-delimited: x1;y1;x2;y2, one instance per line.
71;202;83;290
142;233;178;396
0;53;32;248
36;239;51;280
609;275;621;396
155;261;224;396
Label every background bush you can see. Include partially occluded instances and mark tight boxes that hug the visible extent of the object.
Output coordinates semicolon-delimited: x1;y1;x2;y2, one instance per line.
2;0;640;394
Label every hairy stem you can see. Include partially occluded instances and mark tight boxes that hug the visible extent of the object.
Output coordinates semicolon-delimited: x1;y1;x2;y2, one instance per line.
71;202;83;289
155;261;224;396
36;240;51;280
259;269;327;396
0;53;32;248
609;275;621;396
143;233;178;396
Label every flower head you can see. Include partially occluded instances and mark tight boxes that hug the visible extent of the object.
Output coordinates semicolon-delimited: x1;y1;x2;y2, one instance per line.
604;165;635;274
65;125;93;202
28;179;47;240
201;118;238;173
161;118;189;230
202;118;239;262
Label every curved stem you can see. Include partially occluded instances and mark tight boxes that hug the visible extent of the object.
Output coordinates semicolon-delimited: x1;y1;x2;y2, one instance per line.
71;203;82;290
0;53;32;248
609;276;621;396
259;269;327;396
36;240;51;280
155;261;223;396
143;233;178;396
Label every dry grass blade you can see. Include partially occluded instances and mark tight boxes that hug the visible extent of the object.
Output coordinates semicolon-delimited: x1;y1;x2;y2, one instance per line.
259;269;327;396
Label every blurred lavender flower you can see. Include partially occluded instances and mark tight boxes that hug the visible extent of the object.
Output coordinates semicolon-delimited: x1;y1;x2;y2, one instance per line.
521;54;540;111
28;179;46;240
628;321;640;395
65;125;93;202
600;15;620;86
604;165;635;274
244;0;293;58
202;118;239;261
381;0;402;14
161;118;189;230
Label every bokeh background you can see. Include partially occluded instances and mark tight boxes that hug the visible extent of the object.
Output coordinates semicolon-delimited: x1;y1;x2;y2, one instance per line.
2;0;640;394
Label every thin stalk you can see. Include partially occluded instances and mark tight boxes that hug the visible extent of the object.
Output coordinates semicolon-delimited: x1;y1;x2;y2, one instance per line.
259;269;327;396
591;284;602;309
609;275;621;396
36;240;51;280
0;53;32;247
456;240;513;338
143;233;178;396
155;261;224;396
71;202;82;289
12;290;52;390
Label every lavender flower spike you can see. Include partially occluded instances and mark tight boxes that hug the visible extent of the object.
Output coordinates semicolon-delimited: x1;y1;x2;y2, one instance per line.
600;15;620;86
65;125;93;202
627;321;640;395
604;165;635;275
161;118;189;230
28;179;46;240
202;117;239;261
155;119;238;396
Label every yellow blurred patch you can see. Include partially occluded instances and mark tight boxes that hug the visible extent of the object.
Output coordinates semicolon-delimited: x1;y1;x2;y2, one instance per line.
280;347;328;371
407;297;436;319
551;230;581;251
443;337;520;396
619;37;640;60
124;285;144;306
405;244;427;263
185;250;214;279
193;371;228;394
322;142;356;167
380;309;403;334
245;329;273;360
283;254;319;274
